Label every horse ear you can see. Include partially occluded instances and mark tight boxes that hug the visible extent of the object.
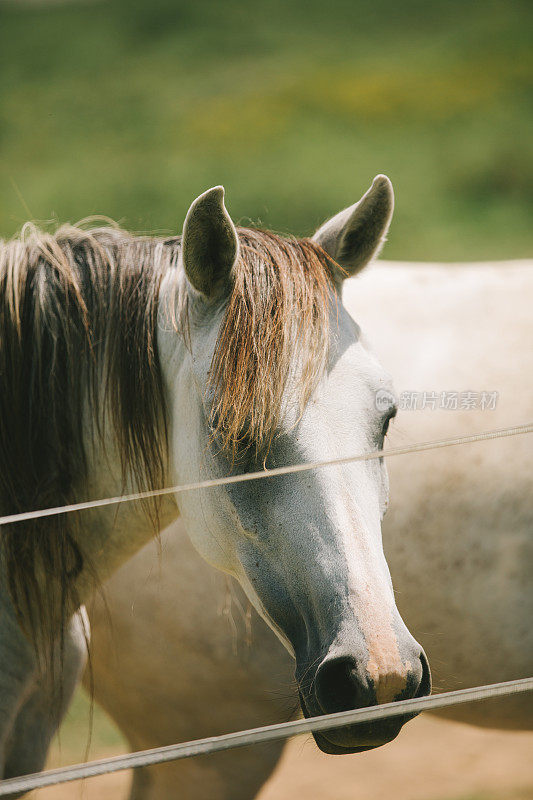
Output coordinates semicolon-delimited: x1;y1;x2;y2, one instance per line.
181;186;239;298
312;175;394;278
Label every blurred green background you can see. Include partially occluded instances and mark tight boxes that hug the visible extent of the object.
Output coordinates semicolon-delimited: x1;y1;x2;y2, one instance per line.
0;0;532;260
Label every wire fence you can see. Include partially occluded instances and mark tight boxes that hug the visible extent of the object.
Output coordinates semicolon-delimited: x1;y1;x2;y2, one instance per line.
0;678;531;795
0;422;531;527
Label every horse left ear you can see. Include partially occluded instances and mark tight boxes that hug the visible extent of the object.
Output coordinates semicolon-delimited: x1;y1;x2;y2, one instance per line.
312;175;394;278
181;186;239;298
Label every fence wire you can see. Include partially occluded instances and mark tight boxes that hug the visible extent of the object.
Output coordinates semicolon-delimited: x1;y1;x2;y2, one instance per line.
0;678;530;796
0;422;531;527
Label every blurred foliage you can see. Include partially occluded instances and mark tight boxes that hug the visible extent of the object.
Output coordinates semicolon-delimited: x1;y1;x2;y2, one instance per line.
0;0;532;259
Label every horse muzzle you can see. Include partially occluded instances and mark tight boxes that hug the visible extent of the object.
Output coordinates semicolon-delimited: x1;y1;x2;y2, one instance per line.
297;649;431;754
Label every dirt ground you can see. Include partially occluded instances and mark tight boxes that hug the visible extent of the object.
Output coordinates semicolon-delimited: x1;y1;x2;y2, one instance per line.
37;715;533;800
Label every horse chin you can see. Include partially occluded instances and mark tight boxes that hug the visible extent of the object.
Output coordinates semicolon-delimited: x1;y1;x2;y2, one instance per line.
311;724;402;755
312;731;382;754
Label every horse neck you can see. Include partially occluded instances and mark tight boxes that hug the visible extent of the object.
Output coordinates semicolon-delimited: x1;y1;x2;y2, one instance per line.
68;402;180;605
67;262;189;600
70;257;187;599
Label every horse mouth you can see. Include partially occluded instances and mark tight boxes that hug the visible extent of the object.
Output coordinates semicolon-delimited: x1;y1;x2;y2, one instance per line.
297;688;424;755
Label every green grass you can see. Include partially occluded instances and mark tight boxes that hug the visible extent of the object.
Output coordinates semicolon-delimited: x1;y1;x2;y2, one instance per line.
0;0;532;260
51;688;125;765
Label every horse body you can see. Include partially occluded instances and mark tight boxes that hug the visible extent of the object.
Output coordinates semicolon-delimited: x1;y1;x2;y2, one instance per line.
351;259;532;728
88;526;291;800
0;177;430;786
86;259;532;798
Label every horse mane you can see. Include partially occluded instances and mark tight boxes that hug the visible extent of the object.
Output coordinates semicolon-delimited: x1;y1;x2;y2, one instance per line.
0;221;172;664
0;219;336;666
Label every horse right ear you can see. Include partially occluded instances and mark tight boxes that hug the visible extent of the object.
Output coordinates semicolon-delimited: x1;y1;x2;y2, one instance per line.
313;175;394;278
181;186;239;299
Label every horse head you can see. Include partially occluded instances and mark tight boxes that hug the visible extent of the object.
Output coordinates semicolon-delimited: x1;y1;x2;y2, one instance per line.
159;176;431;753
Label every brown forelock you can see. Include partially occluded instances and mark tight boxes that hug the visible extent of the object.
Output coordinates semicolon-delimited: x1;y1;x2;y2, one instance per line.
209;228;337;456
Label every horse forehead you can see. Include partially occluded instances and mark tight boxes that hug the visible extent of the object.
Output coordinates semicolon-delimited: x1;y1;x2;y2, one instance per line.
326;334;390;403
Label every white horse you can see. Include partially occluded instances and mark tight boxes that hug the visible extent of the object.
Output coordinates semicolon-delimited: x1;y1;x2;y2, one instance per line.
0;176;430;789
86;258;533;799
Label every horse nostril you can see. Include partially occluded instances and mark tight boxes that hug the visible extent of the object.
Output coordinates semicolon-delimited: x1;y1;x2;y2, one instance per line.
416;650;432;698
314;655;373;714
314;649;431;715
